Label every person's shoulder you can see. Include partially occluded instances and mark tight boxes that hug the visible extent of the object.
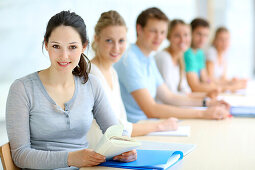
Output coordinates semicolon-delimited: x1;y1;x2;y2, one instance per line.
114;44;141;71
123;44;141;63
87;74;101;84
184;48;193;56
16;72;38;84
9;72;38;91
184;48;194;59
90;63;101;77
197;48;205;55
207;46;216;53
18;72;37;82
206;46;217;60
155;50;171;60
76;74;100;86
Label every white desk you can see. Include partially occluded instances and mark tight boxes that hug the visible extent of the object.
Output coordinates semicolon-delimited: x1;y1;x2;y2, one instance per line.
81;118;255;170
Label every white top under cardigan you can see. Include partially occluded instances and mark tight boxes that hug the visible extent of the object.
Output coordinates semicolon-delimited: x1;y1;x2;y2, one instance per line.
86;63;133;149
155;50;191;94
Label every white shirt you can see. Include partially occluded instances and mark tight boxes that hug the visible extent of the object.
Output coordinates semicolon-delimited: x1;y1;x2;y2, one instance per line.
155;50;191;94
86;63;133;149
206;46;226;79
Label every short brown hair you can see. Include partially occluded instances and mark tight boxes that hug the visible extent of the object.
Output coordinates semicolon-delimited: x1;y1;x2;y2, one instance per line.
190;18;209;32
136;7;168;28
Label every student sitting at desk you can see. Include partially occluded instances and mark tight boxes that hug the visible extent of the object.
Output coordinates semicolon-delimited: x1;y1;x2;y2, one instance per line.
86;10;178;147
155;19;218;99
184;18;244;93
114;7;230;124
5;11;136;170
206;26;247;91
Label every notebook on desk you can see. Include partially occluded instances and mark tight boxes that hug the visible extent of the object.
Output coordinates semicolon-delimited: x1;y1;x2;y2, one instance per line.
99;149;183;170
146;126;190;137
137;141;196;156
231;106;255;117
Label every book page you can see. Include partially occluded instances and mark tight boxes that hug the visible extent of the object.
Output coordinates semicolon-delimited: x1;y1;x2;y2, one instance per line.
94;125;141;159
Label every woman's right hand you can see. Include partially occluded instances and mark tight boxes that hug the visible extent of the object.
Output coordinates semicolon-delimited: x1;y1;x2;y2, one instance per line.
157;117;178;131
68;149;106;167
203;106;230;120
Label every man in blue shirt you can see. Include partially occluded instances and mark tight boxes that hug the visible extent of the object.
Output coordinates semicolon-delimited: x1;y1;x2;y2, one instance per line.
115;7;230;123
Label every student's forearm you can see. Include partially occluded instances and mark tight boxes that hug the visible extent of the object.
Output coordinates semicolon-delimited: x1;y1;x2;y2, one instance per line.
164;94;202;107
146;103;204;119
190;83;216;92
188;92;206;99
131;122;159;137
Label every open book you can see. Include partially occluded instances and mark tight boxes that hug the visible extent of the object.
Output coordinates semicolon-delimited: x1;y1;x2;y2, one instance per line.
94;125;141;159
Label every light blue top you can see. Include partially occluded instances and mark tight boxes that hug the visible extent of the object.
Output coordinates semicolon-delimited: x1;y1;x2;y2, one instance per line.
114;44;164;123
6;72;119;170
184;48;206;77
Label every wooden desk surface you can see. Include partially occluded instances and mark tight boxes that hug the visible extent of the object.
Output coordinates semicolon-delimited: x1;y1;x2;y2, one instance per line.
81;118;255;170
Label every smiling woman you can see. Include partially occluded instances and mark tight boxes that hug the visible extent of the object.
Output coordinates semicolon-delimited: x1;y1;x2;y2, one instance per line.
5;10;136;170
86;10;178;148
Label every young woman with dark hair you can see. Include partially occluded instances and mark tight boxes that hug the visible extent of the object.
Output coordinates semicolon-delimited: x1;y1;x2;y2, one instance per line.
6;11;136;170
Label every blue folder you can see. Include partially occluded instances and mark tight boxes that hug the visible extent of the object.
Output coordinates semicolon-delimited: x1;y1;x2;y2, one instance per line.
98;149;183;170
231;106;255;117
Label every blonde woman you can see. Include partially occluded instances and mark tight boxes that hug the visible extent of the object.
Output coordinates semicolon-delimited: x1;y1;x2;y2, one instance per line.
206;27;247;91
155;20;191;94
86;10;178;148
155;19;218;99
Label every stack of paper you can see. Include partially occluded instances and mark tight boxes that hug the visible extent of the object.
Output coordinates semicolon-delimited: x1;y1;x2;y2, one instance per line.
146;126;190;137
137;141;196;156
231;106;255;117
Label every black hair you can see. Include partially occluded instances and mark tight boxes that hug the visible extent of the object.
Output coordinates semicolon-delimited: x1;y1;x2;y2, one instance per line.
43;10;91;83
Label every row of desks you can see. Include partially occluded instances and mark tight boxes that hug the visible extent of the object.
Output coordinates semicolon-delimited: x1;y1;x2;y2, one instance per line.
81;118;255;170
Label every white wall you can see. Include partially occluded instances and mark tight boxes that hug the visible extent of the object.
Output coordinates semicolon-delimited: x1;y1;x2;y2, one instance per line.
222;0;254;78
0;0;196;120
0;0;254;121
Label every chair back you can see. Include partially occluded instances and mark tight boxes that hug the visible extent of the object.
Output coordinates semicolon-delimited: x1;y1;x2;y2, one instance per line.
0;143;20;170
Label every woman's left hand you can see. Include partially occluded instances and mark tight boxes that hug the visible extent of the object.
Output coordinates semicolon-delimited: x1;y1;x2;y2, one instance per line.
113;149;137;162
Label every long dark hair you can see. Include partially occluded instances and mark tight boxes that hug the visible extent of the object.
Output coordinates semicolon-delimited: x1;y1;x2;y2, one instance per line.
42;10;91;83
